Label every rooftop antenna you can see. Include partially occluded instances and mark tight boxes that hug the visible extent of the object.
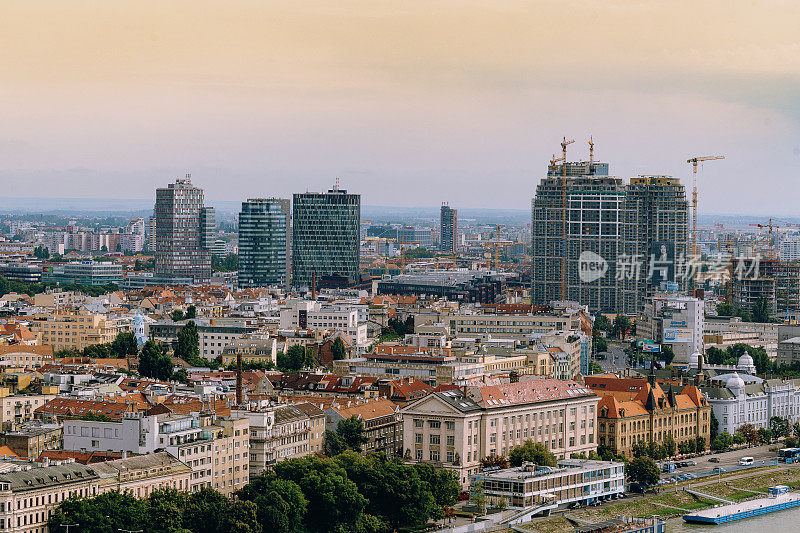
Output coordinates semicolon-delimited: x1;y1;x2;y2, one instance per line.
588;136;594;164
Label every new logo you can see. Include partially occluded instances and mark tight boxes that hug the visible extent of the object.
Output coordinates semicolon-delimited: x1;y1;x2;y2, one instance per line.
578;251;608;283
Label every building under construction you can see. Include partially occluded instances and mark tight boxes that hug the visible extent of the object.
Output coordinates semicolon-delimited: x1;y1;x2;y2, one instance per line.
531;147;689;315
731;258;800;318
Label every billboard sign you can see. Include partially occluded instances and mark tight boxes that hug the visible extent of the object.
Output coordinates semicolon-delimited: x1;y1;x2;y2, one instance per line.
642;343;661;353
663;327;693;343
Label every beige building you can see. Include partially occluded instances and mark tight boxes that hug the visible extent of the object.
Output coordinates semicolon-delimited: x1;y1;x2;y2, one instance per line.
445;313;582;341
233;403;313;475
0;394;57;431
210;416;250;496
28;309;123;351
401;379;599;487
292;402;326;454
325;398;402;457
220;337;278;367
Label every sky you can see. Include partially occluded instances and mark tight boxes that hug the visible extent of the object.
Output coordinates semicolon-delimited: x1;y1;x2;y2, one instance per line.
1;0;800;214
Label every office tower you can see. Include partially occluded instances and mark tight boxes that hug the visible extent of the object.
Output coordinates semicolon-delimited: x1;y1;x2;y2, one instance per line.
440;203;457;253
619;176;689;313
148;217;157;252
292;185;360;288
531;161;624;313
200;207;216;250
238;198;291;288
154;175;212;283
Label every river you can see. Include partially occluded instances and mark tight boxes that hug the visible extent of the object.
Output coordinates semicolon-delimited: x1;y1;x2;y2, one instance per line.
666;504;800;532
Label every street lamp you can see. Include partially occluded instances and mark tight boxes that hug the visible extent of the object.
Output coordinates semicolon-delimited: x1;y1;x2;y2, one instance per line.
59;524;78;533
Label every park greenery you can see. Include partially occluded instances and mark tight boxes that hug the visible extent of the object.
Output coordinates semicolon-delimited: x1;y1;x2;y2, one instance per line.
48;450;460;533
627;456;660;486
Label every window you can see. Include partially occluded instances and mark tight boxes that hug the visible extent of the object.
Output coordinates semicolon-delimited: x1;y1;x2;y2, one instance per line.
446;435;455;446
445;421;455;430
430;434;440;445
429;421;441;429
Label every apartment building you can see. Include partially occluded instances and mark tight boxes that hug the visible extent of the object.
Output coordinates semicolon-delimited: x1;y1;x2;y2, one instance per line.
292;402;325;454
149;318;259;359
209;416;250;496
332;352;484;387
27;309;123;351
280;299;368;351
0;346;54;370
0;394;57;431
220;337;278;367
233;403;313;475
325;398;402;457
401;379;598;487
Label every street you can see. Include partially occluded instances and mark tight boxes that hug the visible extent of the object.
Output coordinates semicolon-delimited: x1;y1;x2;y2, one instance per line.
595;343;628;374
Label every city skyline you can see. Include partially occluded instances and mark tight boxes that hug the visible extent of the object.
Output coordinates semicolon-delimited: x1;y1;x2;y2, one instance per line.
2;1;800;214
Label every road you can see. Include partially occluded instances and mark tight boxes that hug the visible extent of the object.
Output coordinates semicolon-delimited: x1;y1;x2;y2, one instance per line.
661;442;779;479
595;344;628;374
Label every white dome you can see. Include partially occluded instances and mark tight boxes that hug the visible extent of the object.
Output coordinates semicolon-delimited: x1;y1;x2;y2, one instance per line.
726;372;746;390
738;353;754;367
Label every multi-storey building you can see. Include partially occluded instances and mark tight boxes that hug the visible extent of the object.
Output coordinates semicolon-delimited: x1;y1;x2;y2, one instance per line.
585;375;711;458
42;261;124;286
220;337;278;367
209;416;250;496
233;403;313;475
445;312;582;341
619;176;689;312
154;176;213;283
292;186;360;288
325;398;402;457
378;270;505;304
471;459;625;511
637;291;704;365
149;318;259;359
238;198;291;289
440;203;457;253
531;161;689;314
401;379;598;487
279;299;368;351
27;309;123;351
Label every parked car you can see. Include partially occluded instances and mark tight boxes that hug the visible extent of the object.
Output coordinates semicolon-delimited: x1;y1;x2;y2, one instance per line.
709;457;720;463
685;460;697;466
711;467;726;474
458;491;470;501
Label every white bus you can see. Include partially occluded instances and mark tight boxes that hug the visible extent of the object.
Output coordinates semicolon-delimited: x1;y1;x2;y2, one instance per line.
739;457;754;466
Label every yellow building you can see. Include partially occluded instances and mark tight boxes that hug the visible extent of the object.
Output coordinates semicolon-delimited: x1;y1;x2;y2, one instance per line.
585;375;711;458
28;309;124;351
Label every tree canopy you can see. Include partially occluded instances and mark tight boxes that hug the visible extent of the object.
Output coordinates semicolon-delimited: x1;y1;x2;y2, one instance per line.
628;457;660;486
509;440;557;467
138;340;173;381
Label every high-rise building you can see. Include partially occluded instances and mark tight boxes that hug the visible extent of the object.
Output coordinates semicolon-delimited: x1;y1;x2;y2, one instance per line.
440;203;457;253
531;161;624;313
292;185;360;287
238;198;291;288
154;175;212;283
531;160;689;315
620;176;689;312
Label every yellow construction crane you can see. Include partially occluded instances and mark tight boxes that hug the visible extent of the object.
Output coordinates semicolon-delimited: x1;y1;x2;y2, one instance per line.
398;238;420;273
559;137;575;300
588;136;594;164
687;155;724;288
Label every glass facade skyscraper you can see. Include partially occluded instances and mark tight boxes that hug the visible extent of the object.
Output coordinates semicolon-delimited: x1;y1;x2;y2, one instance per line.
238;198;291;288
154;175;212;283
292;187;360;288
440;203;457;253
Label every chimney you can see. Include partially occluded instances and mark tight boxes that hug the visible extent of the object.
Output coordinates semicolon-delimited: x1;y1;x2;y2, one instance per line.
236;354;243;406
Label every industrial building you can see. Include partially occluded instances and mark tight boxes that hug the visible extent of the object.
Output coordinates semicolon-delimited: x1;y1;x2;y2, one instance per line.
377;270;505;304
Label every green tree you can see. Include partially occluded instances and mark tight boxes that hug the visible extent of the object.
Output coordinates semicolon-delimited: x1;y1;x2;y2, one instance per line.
280;344;306;371
175;321;200;362
712;431;734;451
594;314;612;334
324;430;346;456
332;337;347;361
83;343;112;359
185;305;197;319
662;433;677;458
752;296;771;323
480;455;510;469
770;416;791;438
223;500;262;533
183;487;229;533
758;427;773;444
111;331;139;358
236;475;307;533
48;490;148;533
593;335;608;354
661;344;675;365
337;416;369;453
273;455;368;533
710;410;719;440
413;463;459;509
147;488;187;533
509;439;557;467
612;315;632;340
171;309;185;322
138;340;173;381
628;457;660;486
335;451;436;529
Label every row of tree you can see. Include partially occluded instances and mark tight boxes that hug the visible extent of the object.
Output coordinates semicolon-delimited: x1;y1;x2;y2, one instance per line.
711;416;798;451
716;297;775;324
55;331;139;361
49;450;460;533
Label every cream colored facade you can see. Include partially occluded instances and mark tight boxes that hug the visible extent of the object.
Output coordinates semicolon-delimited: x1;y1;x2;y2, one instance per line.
446;313;582;340
0;395;56;431
28;309;123;351
401;380;598;487
211;416;250;496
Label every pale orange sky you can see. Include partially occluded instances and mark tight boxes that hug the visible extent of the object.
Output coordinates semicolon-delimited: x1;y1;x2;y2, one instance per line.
1;0;799;213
